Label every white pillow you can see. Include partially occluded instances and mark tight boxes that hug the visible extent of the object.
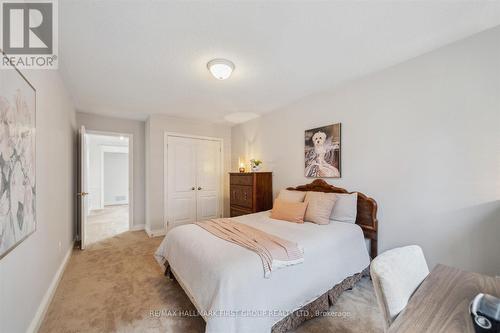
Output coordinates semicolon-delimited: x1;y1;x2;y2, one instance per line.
330;193;358;223
276;189;306;203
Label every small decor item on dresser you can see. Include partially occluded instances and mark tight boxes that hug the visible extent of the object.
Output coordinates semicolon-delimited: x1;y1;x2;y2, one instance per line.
239;162;246;173
0;52;37;260
250;159;262;172
470;293;500;333
305;123;341;178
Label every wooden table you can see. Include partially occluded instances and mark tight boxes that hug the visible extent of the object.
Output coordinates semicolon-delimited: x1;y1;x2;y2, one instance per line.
388;264;500;333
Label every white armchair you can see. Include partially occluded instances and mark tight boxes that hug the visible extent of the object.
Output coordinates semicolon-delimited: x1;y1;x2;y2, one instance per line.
370;245;429;331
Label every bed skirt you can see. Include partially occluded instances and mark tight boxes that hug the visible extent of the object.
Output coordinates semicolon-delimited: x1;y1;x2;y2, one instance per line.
271;267;369;332
164;263;369;332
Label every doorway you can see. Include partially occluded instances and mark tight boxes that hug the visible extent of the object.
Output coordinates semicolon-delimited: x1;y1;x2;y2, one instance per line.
79;129;133;248
164;133;223;231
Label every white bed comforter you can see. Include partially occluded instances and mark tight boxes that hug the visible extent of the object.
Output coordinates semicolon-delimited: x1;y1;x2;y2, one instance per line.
154;211;370;333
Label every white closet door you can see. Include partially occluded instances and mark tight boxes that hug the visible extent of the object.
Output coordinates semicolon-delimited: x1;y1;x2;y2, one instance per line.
167;137;197;229
196;139;221;221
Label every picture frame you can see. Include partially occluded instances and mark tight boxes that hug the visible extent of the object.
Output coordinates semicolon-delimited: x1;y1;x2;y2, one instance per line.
0;51;37;259
304;123;341;178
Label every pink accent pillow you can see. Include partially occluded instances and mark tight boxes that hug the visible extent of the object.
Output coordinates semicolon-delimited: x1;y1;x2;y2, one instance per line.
304;191;337;225
270;199;308;223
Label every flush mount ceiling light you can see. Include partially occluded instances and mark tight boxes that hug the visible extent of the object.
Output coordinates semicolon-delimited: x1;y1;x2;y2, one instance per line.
207;58;235;80
224;112;260;124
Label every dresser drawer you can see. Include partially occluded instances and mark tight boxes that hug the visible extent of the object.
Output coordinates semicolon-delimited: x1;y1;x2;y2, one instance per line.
230;185;253;209
230;174;254;186
230;206;252;217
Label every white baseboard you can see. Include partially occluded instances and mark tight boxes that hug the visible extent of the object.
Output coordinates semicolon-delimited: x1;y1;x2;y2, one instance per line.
130;224;145;231
27;244;73;333
103;201;129;206
145;225;166;238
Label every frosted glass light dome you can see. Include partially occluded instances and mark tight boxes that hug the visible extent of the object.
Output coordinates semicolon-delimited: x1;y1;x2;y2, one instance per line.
207;59;235;80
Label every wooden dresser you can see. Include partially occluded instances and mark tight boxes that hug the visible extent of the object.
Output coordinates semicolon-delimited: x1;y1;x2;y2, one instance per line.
229;172;273;217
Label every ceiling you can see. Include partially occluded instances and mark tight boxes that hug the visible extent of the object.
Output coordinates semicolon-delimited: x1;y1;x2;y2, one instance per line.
59;1;500;124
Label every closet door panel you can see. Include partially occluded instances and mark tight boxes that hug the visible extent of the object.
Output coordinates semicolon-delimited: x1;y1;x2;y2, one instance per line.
198;195;218;219
167;137;197;229
196;140;221;221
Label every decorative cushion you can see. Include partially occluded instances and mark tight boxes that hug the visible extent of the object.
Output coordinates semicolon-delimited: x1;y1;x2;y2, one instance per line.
370;245;430;330
304;191;337;225
270;199;308;223
330;192;358;223
276;189;306;203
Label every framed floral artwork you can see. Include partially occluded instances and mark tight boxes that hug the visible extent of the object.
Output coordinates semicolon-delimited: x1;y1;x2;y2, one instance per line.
0;52;36;259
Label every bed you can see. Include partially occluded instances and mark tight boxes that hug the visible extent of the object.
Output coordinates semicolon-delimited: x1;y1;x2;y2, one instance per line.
155;179;378;333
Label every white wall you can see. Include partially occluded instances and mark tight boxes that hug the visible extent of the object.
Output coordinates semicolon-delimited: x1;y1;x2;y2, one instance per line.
103;151;129;205
0;70;76;332
76;112;145;228
232;26;500;276
87;135;128;210
145;114;231;235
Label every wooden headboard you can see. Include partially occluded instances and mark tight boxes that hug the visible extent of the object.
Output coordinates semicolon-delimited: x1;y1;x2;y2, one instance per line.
287;179;378;258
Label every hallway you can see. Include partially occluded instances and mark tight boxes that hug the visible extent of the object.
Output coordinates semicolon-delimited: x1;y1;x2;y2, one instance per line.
86;205;129;245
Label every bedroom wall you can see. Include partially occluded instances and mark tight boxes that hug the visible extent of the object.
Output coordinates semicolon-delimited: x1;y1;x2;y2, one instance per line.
145;114;231;235
232;26;500;276
76;112;146;229
0;70;77;332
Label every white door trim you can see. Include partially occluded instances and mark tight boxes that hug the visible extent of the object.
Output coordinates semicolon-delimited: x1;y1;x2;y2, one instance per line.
164;132;224;232
79;127;88;249
86;130;134;231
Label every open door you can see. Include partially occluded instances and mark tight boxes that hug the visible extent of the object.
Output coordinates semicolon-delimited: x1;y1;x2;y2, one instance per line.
77;126;89;249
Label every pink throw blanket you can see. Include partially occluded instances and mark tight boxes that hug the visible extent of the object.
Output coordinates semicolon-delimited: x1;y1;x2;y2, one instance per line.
195;218;303;278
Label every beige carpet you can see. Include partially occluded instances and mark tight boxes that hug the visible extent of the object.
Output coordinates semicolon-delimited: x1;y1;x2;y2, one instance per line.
86;205;129;245
39;231;384;333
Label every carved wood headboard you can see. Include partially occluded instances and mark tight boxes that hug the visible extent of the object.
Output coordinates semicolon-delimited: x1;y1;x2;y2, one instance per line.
287;179;378;258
